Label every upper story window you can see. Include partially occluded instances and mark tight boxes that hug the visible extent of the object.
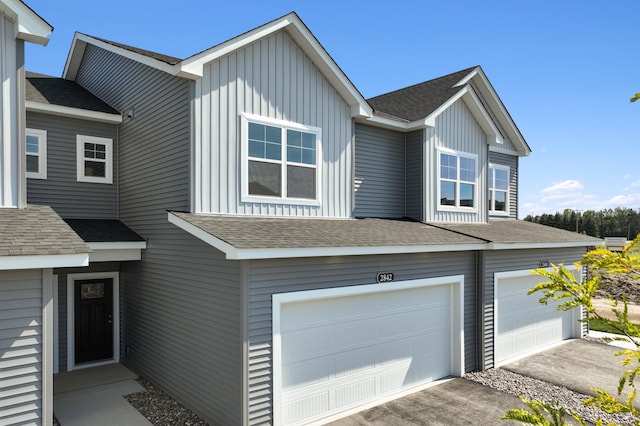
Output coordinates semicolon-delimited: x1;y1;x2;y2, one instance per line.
438;149;477;210
241;113;321;205
76;135;113;184
26;128;47;179
489;164;510;215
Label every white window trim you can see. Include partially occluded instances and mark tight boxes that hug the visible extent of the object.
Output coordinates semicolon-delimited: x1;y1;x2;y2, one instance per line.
240;112;322;206
489;163;510;216
26;128;47;179
437;148;478;213
66;272;120;372
76;135;113;184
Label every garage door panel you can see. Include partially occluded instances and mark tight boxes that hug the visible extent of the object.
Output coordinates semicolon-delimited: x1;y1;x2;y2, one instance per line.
276;278;463;425
495;269;579;366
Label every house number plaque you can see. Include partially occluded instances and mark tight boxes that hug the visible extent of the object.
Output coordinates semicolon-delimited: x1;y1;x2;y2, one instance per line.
376;272;394;283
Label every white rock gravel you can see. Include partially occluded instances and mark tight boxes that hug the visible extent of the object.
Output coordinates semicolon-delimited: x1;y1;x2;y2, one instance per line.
464;367;636;425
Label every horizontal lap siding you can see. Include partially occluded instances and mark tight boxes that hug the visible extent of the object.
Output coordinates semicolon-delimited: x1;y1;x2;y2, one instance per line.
482;248;586;369
405;130;424;221
247;252;478;425
488;151;518;219
53;262;120;372
354;124;405;218
26;112;118;218
425;99;487;223
76;45;243;425
0;270;43;425
195;29;353;217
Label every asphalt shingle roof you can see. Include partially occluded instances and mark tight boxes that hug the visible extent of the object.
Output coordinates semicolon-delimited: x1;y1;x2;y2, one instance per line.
0;205;90;256
170;213;486;249
434;220;602;245
367;66;478;122
26;71;119;114
63;219;145;243
89;35;183;65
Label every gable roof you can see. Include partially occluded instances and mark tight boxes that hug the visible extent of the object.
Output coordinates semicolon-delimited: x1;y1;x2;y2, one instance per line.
0;0;52;45
25;71;122;123
0;205;89;270
365;66;531;156
63;12;372;118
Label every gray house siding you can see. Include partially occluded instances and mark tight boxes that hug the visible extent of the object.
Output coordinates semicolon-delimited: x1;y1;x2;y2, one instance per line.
469;80;518;154
424;99;488;223
354;123;405;218
488;151;518;219
481;247;586;369
26;111;118;218
193;29;354;218
405;129;424;221
0;269;46;425
246;251;478;425
75;44;244;425
54;262;120;372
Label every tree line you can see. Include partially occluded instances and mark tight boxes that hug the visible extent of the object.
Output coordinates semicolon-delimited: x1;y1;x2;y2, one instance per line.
523;207;640;239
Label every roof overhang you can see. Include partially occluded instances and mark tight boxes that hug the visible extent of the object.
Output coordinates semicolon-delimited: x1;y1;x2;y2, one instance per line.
86;241;147;262
168;212;487;260
0;253;88;270
26;100;123;123
488;241;603;250
0;0;52;45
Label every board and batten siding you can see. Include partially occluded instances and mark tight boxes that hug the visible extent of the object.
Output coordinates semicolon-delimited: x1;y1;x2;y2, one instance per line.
26;112;118;218
0;14;21;208
0;269;52;426
470;80;519;154
424;99;488;223
246;252;478;425
74;44;244;425
354;124;405;218
405;129;424;221
481;247;586;369
193;29;353;218
488;151;518;219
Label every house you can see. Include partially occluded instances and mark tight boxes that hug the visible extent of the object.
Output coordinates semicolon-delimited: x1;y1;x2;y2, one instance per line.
0;3;601;425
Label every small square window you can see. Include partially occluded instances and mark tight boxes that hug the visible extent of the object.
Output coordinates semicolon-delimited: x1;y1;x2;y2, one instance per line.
77;135;113;184
25;129;47;179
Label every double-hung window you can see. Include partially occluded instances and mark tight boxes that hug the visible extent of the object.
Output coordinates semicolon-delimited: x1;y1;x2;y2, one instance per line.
76;135;113;184
26;128;47;179
489;164;509;215
242;114;321;204
438;149;477;210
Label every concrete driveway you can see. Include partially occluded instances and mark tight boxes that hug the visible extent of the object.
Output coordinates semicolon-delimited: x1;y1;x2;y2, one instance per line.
330;338;630;425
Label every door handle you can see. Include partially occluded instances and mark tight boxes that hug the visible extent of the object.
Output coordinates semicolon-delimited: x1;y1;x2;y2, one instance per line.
107;314;113;325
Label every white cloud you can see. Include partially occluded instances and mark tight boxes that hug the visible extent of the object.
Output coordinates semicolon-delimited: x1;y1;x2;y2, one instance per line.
630;180;640;188
541;180;584;193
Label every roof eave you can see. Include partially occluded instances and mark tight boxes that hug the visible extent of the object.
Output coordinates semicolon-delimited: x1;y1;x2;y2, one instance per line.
360;114;432;131
0;253;88;271
489;241;604;250
0;0;52;46
26;100;123;123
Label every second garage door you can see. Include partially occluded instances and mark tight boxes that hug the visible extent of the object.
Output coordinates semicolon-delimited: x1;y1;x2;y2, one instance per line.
494;268;581;366
272;276;464;426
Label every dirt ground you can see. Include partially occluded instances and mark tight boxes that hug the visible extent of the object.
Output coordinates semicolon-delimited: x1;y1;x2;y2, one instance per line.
593;298;640;323
593;272;640;322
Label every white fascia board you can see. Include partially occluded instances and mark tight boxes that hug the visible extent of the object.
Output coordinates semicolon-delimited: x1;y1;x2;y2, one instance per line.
168;212;238;257
26;101;123;124
64;33;187;80
88;248;142;262
362;114;432;131
489;145;528;156
0;0;52;45
460;88;504;146
0;253;89;270
87;241;147;250
489;241;604;250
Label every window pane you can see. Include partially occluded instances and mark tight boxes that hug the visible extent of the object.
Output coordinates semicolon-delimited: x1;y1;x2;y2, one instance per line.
248;123;264;141
440;181;455;206
85;160;106;177
301;148;315;165
494;191;507;211
302;132;315;149
287;146;302;163
495;169;508;190
488;168;493;187
265;125;281;143
460;157;475;182
26;155;39;173
440;154;457;179
287;129;302;147
249;140;264;158
249;160;281;196
460;183;474;207
287;165;315;199
265;142;281;160
249;122;281;160
26;135;39;153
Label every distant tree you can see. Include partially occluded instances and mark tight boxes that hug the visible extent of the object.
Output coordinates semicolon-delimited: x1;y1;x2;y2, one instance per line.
632;93;640;103
525;208;640;239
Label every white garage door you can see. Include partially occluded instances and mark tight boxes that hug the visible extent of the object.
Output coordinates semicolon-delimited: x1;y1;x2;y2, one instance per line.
273;276;464;426
494;269;581;366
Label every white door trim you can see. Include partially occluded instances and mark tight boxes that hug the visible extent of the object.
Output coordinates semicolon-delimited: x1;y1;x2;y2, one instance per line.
53;274;59;375
493;266;583;367
272;275;465;426
66;272;120;371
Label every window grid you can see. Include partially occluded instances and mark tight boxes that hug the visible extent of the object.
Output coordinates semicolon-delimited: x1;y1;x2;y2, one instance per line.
489;165;509;214
25;129;47;179
439;151;477;210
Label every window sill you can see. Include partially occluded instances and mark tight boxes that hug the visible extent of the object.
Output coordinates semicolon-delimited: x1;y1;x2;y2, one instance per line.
242;195;321;207
437;206;478;214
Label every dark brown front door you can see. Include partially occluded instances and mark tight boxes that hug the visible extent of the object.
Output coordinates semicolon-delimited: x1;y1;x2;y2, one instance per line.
74;278;114;364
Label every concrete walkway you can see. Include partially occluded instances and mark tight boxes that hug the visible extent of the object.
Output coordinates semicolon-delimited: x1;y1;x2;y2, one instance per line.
54;364;151;426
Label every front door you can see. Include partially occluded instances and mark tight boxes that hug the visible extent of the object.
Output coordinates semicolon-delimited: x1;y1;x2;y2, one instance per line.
74;278;114;364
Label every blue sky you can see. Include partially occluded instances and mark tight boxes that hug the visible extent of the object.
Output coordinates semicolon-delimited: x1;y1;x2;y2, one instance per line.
24;0;639;218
